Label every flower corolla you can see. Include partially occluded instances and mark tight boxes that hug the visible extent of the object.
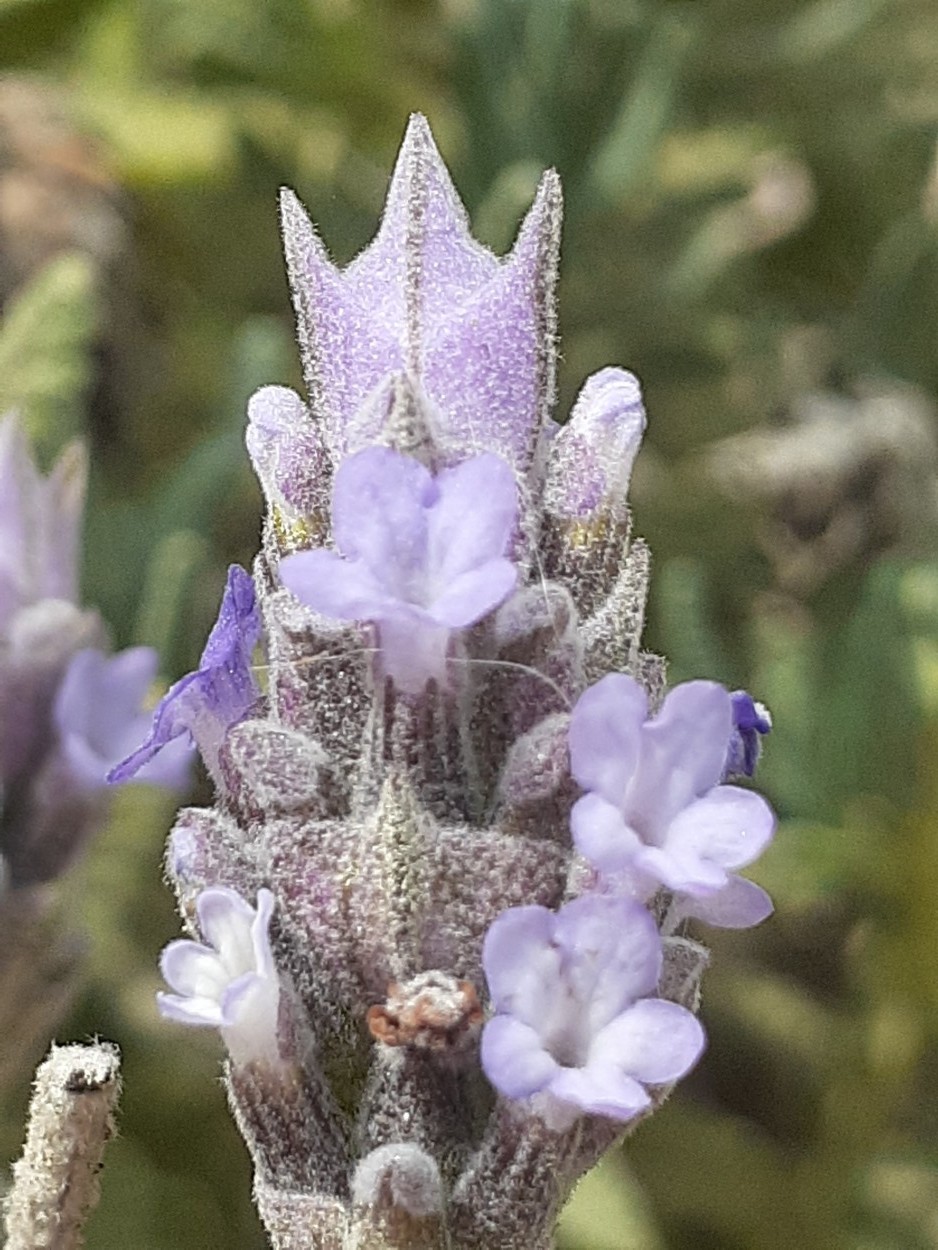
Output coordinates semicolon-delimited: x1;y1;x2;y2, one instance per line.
279;446;518;693
480;896;704;1129
158;886;281;1065
570;674;775;927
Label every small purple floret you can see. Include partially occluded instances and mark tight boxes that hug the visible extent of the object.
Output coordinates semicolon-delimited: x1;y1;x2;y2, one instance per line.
54;646;194;791
724;690;772;779
158;886;281;1065
480;896;705;1128
279;446;518;693
569;674;776;915
544;368;646;519
107;565;261;784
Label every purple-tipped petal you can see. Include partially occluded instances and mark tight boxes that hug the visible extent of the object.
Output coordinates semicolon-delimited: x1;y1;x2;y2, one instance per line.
156;886;281;1063
546;368;646;519
665;786;776;871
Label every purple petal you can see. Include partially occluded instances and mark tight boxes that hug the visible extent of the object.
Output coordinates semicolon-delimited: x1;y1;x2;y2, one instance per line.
54;646;195;792
571;792;644;875
200;565;261;669
280;548;394;621
331;447;432;582
547;1064;650;1122
107;566;261;784
428;559;517;629
665;786;776;871
553;896;662;1026
627;681;732;829
375;615;451;694
632;843;729;896
482;905;560;1022
673;875;774;929
724;691;772;779
590;999;705;1085
569;673;648;805
428;454;517;584
480;1015;559;1099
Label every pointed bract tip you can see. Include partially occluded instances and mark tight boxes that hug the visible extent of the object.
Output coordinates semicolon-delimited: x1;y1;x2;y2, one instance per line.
508;166;563;264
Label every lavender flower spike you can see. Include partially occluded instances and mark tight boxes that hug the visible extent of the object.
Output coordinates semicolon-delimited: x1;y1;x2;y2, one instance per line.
159;886;280;1066
151;118;779;1249
108;565;261;785
570;674;776;905
279;445;518;693
481;896;705;1131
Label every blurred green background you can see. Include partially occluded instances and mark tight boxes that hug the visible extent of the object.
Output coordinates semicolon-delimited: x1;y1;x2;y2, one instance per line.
3;0;938;1246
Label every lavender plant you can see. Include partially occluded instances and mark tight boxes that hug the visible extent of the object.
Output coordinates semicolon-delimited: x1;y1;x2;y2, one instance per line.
114;116;776;1250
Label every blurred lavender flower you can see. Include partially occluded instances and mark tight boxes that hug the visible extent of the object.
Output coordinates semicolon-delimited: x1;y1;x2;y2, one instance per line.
0;413;189;889
280;447;517;692
159;887;280;1066
481;896;704;1131
137;116;777;1250
108;565;260;786
55;648;193;791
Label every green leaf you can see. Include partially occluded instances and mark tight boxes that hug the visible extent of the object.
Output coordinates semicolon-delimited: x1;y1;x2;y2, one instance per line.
0;252;97;464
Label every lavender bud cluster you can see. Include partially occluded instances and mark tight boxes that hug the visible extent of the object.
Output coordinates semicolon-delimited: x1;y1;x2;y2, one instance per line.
114;117;775;1250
